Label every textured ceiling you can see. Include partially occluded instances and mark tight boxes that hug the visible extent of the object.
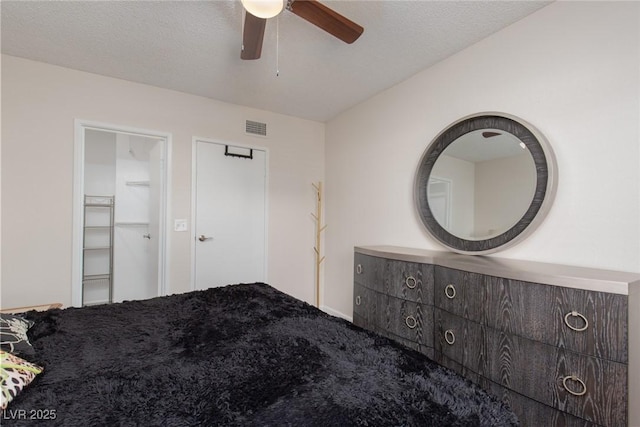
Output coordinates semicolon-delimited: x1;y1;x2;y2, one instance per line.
1;0;551;122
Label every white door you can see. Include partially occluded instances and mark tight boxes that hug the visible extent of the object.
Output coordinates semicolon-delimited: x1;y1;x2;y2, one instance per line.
112;134;160;303
148;142;163;295
193;141;267;289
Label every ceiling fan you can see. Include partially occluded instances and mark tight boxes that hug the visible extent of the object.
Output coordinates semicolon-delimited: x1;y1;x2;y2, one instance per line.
240;0;364;60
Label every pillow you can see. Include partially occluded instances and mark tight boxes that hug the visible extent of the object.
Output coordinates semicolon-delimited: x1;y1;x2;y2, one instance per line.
0;314;35;356
0;350;43;410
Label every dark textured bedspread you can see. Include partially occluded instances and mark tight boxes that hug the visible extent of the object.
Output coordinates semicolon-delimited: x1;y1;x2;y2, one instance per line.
9;283;518;426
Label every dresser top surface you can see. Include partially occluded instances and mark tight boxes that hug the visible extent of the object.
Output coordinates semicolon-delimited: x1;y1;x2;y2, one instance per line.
355;245;640;295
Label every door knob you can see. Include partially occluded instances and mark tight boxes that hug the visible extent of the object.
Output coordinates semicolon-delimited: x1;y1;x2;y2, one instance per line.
142;234;151;239
198;235;212;242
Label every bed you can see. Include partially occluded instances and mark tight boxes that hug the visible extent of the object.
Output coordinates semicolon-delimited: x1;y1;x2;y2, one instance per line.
2;283;518;426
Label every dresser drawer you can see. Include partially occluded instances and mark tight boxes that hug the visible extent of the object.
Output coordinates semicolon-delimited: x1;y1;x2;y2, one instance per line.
384;260;434;304
353;283;378;331
376;330;436;359
434;360;602;427
434;308;627;426
484;277;628;363
434;266;484;321
435;266;628;363
485;378;603;427
354;253;385;291
378;295;434;347
435;309;497;380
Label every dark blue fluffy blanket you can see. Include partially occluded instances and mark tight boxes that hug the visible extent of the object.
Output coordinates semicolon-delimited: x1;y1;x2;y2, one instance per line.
9;283;517;426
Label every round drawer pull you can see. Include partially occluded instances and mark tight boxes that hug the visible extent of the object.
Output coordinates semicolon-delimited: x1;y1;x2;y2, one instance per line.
444;284;456;299
564;311;589;332
405;315;417;329
356;264;363;274
562;375;587;396
405;276;417;289
444;329;456;345
355;295;361;306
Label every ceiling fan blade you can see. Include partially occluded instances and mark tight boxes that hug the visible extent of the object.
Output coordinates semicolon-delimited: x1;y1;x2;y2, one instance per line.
241;11;266;60
482;131;501;138
289;0;363;44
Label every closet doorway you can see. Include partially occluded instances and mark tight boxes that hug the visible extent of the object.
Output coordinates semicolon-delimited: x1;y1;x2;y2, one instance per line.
72;121;170;307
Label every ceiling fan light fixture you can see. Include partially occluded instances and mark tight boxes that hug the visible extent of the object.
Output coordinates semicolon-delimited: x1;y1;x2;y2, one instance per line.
241;0;285;19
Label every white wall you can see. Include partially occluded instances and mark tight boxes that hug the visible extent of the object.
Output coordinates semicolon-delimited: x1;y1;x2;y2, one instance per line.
1;55;324;307
325;1;640;317
475;152;536;238
0;54;3;302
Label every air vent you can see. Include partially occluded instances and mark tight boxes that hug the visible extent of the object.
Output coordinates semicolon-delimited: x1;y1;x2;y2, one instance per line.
245;120;267;137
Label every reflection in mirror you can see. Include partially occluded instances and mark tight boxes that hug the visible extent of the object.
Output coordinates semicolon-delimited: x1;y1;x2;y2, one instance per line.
427;129;537;240
427;177;451;230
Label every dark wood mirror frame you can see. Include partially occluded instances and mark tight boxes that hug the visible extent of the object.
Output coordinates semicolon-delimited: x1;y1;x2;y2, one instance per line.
414;112;558;254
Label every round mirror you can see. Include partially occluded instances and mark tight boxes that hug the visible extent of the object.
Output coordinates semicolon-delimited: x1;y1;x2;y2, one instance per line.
414;113;557;254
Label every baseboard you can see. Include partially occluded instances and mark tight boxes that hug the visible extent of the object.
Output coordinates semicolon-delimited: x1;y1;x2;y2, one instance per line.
320;305;352;322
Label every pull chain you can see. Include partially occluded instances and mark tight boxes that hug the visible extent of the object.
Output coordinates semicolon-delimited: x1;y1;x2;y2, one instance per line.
241;9;245;54
276;15;280;77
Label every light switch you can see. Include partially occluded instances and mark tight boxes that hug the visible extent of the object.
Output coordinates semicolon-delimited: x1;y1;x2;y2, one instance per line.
174;219;188;232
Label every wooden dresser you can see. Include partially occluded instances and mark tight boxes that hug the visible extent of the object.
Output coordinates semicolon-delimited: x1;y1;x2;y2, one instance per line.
353;246;640;427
